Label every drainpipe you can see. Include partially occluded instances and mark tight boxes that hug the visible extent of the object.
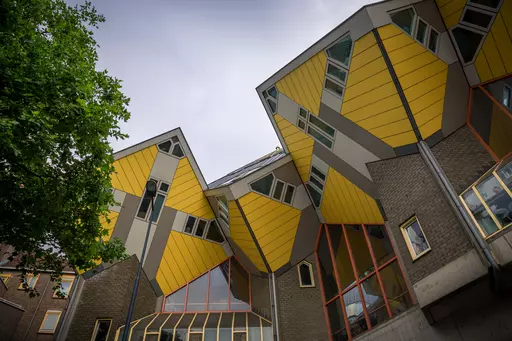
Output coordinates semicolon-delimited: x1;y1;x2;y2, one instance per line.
268;273;280;341
417;140;499;271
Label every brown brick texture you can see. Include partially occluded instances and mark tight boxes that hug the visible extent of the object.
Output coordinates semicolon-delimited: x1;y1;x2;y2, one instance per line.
275;254;329;341
432;126;496;194
66;256;157;341
367;153;474;284
251;274;271;320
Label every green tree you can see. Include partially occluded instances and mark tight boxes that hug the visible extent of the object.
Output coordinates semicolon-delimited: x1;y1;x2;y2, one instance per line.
0;0;130;295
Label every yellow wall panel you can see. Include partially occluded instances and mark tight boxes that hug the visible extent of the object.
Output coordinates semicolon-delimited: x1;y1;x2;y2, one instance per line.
357;107;408;131
409;84;446;114
320;167;384;224
377;24;402;40
112;145;157;197
419;114;443;139
239;192;301;272
346;57;388;87
444;9;463;29
489;105;512;159
393;51;439;78
344;95;404;123
165;158;214;219
343;70;393;102
475;50;493;82
349;45;382;71
276;51;326;116
491;13;512;73
369;118;414;139
228;201;267;272
438;0;466;25
99;211;119;241
482;33;506;79
275;114;313;182
399;60;448;90
382;131;418;147
414;98;445;127
382;33;415;53
352;32;378;56
155;231;227;295
342;82;398;114
388;42;427;65
403;69;448;102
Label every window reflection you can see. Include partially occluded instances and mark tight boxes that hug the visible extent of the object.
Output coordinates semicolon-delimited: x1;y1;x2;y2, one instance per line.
164;286;186;312
365;225;395;266
362;275;389;327
208;262;229;311
318;228;339;301
497;157;512;192
186;275;208;311
328;225;355;291
463;189;500;236
475;175;512;227
230;258;250;311
379;261;412;316
326;299;347;340
344;225;374;279
342;286;368;338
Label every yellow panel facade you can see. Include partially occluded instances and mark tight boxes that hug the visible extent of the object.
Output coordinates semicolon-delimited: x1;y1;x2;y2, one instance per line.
436;0;465;29
112;145;157;197
100;211;119;241
274;114;313;182
238;192;301;272
320;167;384;224
155;230;227;296
489;105;512;159
379;24;448;139
165;158;214;219
228;201;267;272
341;31;415;148
276;51;327;116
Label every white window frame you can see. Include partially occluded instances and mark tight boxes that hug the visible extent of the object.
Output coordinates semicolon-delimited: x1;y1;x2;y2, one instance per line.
39;310;62;334
467;0;502;13
216;196;230;225
323;34;352;101
249;172;297;206
306;165;327;208
91;318;112;341
282;184;296;205
249;173;276;199
182;215;224;244
297;261;315;288
135;178;170;224
449;24;487;66
204;220;225;244
324;34;353;69
400;216;431;261
503;85;511;108
157;136;185;159
460;6;496;32
272;179;286;201
263;85;278;114
388;6;417;38
426;26;440;54
414;17;428;46
296;107;335;150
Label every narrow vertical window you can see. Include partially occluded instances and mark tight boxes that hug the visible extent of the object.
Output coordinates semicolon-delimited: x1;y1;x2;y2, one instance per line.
400;216;431;260
283;184;295;205
91;319;112;341
184;216;197;234
297;261;315;287
503;86;511;107
415;18;427;44
18;274;39;289
390;7;416;35
427;28;439;53
136;179;169;223
39;310;62;334
217;195;230;225
272;180;285;201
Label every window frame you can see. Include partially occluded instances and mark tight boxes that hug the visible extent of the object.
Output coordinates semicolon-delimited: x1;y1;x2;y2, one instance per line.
135;178;170;224
449;24;487;66
53;275;75;298
90;318;112;341
467;0;502;13
324;34;353;69
283;184;296;205
296;107;336;150
18;274;39;290
426;26;440;54
263;85;278;114
323;35;352;101
388;6;417;37
216;196;230;225
157;136;186;159
503;85;511;108
414;17;428;46
249;172;297;206
306;165;327;208
400;216;431;261
182;215;225;244
0;273;11;284
297;261;315;288
38;310;62;334
460;6;496;32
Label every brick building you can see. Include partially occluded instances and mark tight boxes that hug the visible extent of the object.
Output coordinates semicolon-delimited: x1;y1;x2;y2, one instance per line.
2;0;512;340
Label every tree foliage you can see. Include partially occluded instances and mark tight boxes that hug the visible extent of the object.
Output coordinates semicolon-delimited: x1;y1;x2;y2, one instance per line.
0;0;130;295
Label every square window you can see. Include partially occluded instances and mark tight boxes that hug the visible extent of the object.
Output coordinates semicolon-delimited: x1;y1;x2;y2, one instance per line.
19;274;39;290
298;119;306;131
299;107;308;118
400;217;431;260
53;276;74;298
326;63;347;84
159;182;170;193
461;8;493;29
39;310;62;334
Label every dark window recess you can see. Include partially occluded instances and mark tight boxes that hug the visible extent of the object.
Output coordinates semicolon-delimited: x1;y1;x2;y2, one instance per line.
469;0;500;9
299;263;313;286
462;9;493;28
310;175;324;191
158;140;172;153
267;86;277;99
299;107;308;118
229;258;250;311
159;182;170;192
195;220;207;237
272;181;285;200
171;136;180;143
452;27;484;63
326;36;353;66
92;320;112;341
283;185;295;204
311;166;326;181
390;8;415;35
151;193;166;222
309;114;335;137
137;191;152;219
206;221;224;243
416;19;427;44
250;173;275;196
185;216;196;234
298;119;306;130
325;78;344;97
172;144;184;158
327;63;347;83
307;184;322;207
267;98;277;113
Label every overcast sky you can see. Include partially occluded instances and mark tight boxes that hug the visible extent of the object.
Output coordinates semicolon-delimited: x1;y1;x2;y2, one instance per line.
78;0;377;183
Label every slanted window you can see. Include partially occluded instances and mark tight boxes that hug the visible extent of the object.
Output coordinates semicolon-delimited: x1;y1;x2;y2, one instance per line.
53;276;74;298
324;78;344;97
390;7;416;35
19;274;39;290
451;26;484;64
503;86;511;107
297;107;335;149
272;180;285;201
91;319;112;341
283;184;295;205
157;140;172;153
250;173;275;196
468;0;500;10
183;215;224;243
171;144;184;158
400;216;431;260
39;310;62;334
136;178;170;223
307;165;327;208
217;196;229;225
157;136;185;159
195;219;208;238
326;35;352;67
263;85;278;114
184;216;197;234
324;36;351;101
297;261;315;288
415;18;428;44
427;27;439;53
326;62;347;83
462;8;493;30
205;220;225;243
0;273;11;284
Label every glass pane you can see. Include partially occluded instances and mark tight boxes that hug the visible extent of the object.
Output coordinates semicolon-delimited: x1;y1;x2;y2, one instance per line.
390;8;415;35
361;275;389;328
462;9;492;28
160;314;182;341
325;78;344;97
327;63;347;83
266;99;276;113
158;140;172;153
219;313;233;341
204;313;220;341
311;166;326;181
299;263;313;286
137;191;152;219
298;119;306;131
415;19;427;44
272;181;285;201
195;220;208;237
476;175;512;227
147;314;169;332
171;136;180;143
160;182;170;192
307;184;322;207
283;185;294;204
428;29;439;52
151;193;165;222
247;314;261;341
250;174;275;196
452;27;484;63
404;220;430;257
175;314;194;341
93;320;111;341
172;144;184;158
209;262;229;311
345;225;374;279
326;299;347;340
185;216;196;234
365;225;395;267
229;258;250;311
41;312;59;331
342;286;368;338
206;221;225;243
186;274;208;311
191;313;208;332
309;115;335;137
379;261;413;316
469;0;500;9
261;320;273;341
307;126;333;149
503;87;511;107
59;279;73;296
463;189;499;236
327;225;355;292
310;175;324;191
326;35;353;66
164;286;186;312
218;196;228;207
497;157;512;191
317;227;339;301
299;107;308;118
267;86;277;99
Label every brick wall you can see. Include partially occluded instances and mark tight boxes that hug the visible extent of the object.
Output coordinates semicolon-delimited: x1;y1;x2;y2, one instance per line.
275;254;329;341
66;256;157;341
251;274;271;320
432;126;496;194
1;271;70;341
367;153;474;284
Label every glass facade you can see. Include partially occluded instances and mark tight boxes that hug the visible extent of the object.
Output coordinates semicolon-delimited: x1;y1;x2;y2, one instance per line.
316;224;413;340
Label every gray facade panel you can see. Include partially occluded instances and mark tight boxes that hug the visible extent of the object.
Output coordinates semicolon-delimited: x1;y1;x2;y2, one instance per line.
414;0;446;33
289;206;321;266
313;142;380;199
143;206;177;281
318;103;396;160
226;236;261;275
111;193;140;244
273;161;302;186
441;62;470;137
